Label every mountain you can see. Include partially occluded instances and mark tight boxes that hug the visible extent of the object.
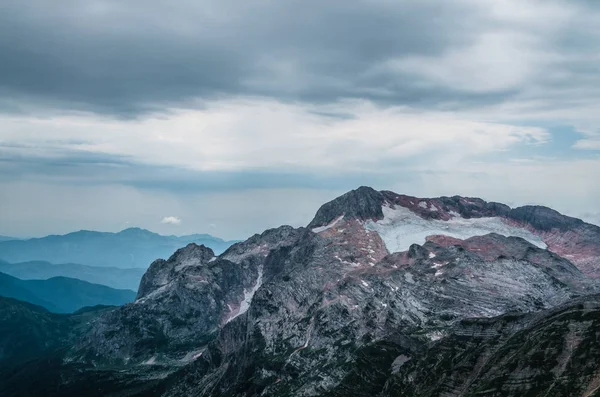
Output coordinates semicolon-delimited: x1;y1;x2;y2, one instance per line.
0;297;70;367
0;297;113;369
0;260;146;291
0;228;238;269
0;272;136;313
0;236;17;242
383;294;600;396
2;186;600;396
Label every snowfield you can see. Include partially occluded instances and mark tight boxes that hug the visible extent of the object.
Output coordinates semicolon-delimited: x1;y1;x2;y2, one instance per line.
365;205;547;253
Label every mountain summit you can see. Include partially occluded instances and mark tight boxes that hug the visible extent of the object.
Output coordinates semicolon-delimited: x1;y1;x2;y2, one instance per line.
2;187;600;397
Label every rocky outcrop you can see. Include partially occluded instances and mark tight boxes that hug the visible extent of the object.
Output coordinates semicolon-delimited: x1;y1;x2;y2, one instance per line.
160;224;598;396
137;243;215;299
71;226;313;364
508;205;584;231
381;192;511;221
383;294;600;397
308;186;385;228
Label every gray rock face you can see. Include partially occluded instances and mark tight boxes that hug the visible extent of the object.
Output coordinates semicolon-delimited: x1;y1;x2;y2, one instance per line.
162;226;597;396
383;294;600;397
508;205;584;231
308;186;385;228
137;243;215;300
72;226;312;364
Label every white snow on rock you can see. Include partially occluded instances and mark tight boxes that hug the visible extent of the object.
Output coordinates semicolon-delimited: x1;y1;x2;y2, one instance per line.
143;356;157;365
227;266;263;323
135;283;172;304
428;252;436;259
427;331;445;341
418;201;428;209
312;215;344;233
364;205;547;253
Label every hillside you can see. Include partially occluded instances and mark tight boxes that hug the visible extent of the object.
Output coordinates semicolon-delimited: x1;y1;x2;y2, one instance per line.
0;260;145;291
0;272;135;313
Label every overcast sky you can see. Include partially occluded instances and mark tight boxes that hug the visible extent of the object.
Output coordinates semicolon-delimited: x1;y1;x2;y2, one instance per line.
1;0;599;240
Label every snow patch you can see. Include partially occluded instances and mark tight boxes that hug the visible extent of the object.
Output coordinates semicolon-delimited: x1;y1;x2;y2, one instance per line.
391;355;411;374
364;205;547;253
143;356;157;365
418;201;428;209
361;280;370;288
428;252;436;259
434;270;443;277
208;257;217;263
427;331;445;341
431;262;445;269
312;215;344;233
226;266;263;323
180;350;204;362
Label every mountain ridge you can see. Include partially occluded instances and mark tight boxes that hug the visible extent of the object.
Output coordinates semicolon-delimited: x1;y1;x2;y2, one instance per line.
2;186;600;396
0;228;238;269
0;259;146;290
310;186;600;277
0;272;135;313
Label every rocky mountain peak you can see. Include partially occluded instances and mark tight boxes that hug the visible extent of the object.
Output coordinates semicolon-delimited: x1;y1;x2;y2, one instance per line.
169;242;215;264
308;186;385;228
136;243;215;299
24;186;600;397
508;205;584;231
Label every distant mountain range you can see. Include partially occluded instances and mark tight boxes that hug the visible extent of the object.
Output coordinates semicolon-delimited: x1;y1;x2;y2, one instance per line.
0;272;135;313
0;227;239;269
0;236;17;242
0;260;146;291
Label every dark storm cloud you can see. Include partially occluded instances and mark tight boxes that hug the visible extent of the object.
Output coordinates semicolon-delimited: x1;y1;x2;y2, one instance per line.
0;0;513;116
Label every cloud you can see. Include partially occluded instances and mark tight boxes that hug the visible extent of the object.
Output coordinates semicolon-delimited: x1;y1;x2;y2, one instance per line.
161;216;181;225
0;0;599;239
0;99;551;179
0;0;598;118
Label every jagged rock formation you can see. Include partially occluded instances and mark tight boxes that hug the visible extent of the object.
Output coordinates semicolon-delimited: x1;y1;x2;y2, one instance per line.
2;186;600;397
72;228;310;364
382;294;600;397
160;232;597;396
